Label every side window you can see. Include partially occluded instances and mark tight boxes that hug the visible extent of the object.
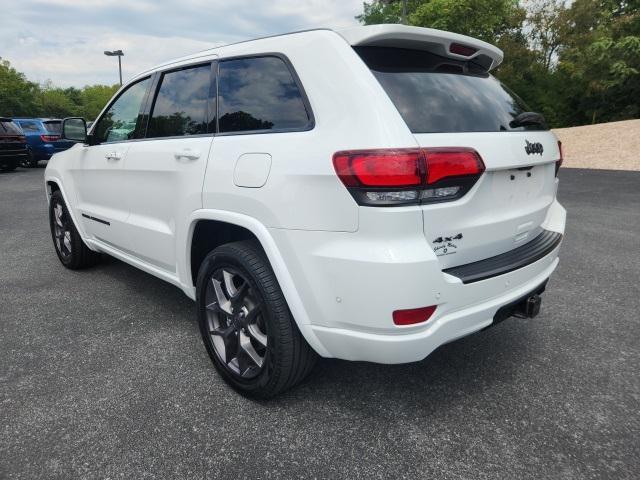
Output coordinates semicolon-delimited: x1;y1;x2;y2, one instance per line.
146;64;211;138
218;56;311;133
94;77;150;143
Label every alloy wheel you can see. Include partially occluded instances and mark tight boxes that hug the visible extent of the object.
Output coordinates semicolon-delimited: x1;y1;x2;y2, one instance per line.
52;201;72;259
204;267;268;379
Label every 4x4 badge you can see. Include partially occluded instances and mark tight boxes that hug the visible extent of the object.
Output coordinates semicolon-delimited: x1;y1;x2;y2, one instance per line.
432;233;463;256
525;140;544;155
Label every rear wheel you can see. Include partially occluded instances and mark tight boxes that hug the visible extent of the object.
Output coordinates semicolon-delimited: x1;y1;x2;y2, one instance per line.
197;240;317;398
21;151;38;168
49;190;100;269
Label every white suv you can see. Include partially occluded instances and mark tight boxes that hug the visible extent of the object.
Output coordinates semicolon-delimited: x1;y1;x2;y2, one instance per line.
45;25;566;398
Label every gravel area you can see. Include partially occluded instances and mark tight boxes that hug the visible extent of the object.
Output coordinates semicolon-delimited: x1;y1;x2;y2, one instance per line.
553;119;640;171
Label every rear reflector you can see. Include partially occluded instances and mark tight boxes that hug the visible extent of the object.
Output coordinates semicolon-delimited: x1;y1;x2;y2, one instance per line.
393;305;437;326
449;43;477;57
333;147;485;206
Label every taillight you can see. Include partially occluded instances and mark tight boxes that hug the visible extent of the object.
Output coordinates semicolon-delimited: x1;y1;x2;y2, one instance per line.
393;305;437;326
333;147;485;206
40;135;60;142
555;140;563;177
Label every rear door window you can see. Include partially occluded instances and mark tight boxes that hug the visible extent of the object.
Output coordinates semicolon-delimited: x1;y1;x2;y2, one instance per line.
217;56;311;134
146;64;211;138
355;46;546;133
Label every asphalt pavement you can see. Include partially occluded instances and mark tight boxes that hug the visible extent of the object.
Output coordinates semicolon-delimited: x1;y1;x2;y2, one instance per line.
1;167;638;479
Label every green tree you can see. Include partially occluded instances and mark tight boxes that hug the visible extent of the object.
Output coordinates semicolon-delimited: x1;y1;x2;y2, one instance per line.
0;58;40;117
36;81;79;118
556;0;640;124
78;84;119;120
409;0;525;42
0;57;118;121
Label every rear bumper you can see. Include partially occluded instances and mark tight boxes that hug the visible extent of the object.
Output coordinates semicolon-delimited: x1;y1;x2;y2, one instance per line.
273;199;566;364
0;151;28;164
304;256;557;363
32;144;56;160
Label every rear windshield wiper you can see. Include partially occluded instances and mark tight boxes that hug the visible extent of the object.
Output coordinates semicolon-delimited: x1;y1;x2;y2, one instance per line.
509;111;547;129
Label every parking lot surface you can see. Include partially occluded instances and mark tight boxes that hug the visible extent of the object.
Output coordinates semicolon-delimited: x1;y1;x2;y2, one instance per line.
1;167;639;479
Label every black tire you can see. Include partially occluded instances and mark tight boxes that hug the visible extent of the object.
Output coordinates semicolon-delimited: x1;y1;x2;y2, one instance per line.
49;190;100;269
21;151;37;168
197;240;317;398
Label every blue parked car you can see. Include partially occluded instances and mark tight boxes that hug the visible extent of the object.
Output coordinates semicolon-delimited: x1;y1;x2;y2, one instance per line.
12;118;76;167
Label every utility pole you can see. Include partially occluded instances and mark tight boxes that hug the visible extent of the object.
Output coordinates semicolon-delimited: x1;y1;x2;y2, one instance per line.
104;50;124;86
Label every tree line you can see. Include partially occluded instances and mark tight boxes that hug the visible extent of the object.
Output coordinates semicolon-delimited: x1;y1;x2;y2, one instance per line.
1;1;637;127
358;0;639;127
0;58;118;121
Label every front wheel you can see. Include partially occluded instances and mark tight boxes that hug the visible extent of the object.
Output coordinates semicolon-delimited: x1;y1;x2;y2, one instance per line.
197;240;317;398
48;190;100;269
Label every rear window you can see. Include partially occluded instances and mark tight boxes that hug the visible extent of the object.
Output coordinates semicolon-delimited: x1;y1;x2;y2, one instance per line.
356;47;546;133
43;121;62;134
19;120;42;132
0;120;22;135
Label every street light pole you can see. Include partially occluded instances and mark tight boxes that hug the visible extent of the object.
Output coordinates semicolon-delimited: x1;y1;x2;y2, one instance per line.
104;50;124;86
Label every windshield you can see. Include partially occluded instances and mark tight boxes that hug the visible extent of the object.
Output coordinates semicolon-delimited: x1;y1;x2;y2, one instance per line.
355;46;547;134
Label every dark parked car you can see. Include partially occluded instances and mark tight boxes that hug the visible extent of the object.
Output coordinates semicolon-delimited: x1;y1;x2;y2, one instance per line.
12;118;76;167
0;118;29;172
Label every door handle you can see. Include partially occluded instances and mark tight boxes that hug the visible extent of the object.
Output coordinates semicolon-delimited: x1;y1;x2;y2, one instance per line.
174;148;201;160
105;152;122;161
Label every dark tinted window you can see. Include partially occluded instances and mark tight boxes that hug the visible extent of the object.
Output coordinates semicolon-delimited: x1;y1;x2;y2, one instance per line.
94;77;150;143
43;121;62;134
0;120;22;135
356;47;546;133
218;56;311;133
19;120;42;132
147;64;211;138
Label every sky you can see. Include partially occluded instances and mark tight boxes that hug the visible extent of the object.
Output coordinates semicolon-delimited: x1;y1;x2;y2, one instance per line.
1;0;363;88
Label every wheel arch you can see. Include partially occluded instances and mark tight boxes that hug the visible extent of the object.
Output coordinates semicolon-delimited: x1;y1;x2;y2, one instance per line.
184;210;330;357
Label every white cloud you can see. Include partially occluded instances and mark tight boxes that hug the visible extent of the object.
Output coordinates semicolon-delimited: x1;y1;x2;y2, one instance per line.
0;0;362;87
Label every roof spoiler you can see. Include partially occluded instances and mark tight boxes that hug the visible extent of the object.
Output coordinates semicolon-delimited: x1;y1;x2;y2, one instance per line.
337;24;503;71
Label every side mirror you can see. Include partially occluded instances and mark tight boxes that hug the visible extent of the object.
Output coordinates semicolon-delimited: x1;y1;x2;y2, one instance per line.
62;117;88;143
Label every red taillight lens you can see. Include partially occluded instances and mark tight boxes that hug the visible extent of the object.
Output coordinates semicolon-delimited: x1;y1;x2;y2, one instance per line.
332;149;423;187
423;148;485;184
40;135;60;142
333;147;485;206
555;140;563;177
449;43;477;57
393;305;437;326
